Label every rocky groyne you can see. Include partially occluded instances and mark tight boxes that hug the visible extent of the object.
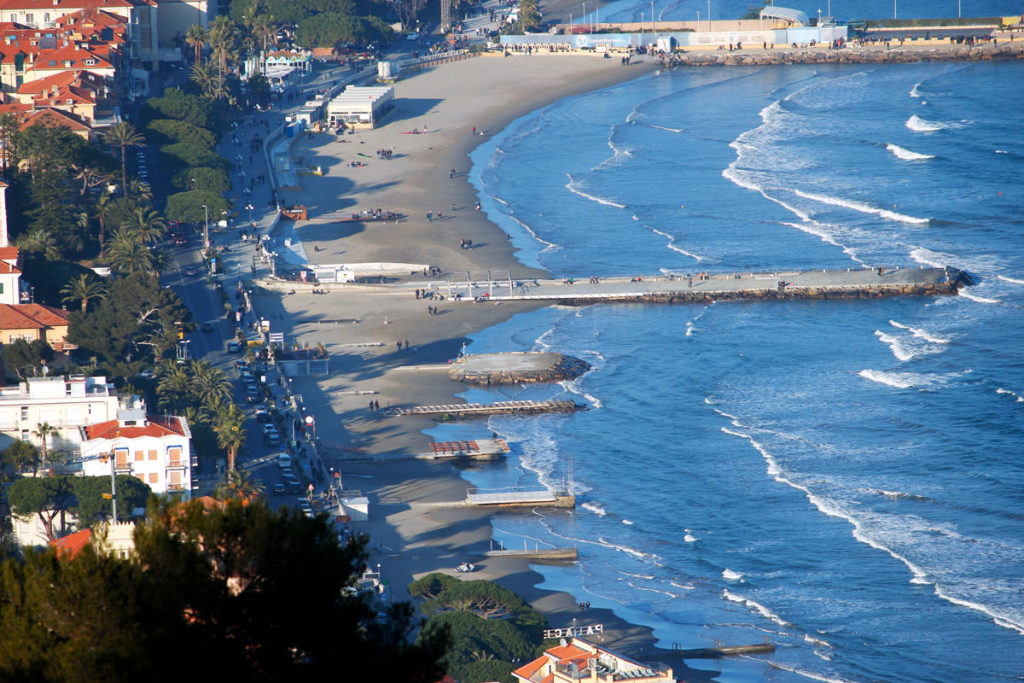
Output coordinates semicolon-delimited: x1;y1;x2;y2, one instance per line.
449;352;591;386
663;44;1024;68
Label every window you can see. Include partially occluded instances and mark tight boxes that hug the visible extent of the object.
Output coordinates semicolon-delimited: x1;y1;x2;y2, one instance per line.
0;283;5;294
148;472;158;484
169;470;182;488
85;59;96;66
136;473;145;482
115;448;128;468
44;13;49;23
134;450;144;462
148;449;157;461
168;446;182;466
19;406;27;420
25;13;33;24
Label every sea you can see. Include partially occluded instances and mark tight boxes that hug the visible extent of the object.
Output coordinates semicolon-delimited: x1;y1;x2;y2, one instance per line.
427;5;1024;682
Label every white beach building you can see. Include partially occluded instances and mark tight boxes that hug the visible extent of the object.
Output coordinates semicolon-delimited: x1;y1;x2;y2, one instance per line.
326;85;394;130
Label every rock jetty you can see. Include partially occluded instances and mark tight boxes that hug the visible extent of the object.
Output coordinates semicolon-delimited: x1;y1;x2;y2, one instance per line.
662;44;1024;68
449;352;591;386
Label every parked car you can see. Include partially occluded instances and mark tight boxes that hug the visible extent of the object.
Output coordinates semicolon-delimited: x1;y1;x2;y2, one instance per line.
272;482;287;495
255;408;271;423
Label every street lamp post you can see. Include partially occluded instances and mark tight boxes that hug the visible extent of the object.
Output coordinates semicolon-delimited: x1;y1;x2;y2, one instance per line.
201;204;210;252
246;202;254;225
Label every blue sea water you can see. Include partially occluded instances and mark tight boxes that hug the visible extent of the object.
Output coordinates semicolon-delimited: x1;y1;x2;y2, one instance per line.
448;33;1024;683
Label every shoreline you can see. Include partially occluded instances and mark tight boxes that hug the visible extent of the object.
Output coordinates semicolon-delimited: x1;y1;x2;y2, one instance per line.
254;53;699;670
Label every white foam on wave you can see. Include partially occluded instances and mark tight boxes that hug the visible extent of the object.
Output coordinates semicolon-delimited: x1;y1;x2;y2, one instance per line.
908;246;950;269
997;274;1024;285
670;580;695;591
960;290;1001;304
762;660;856;683
794;189;930;225
909;82;923;98
886;143;934;161
996;388;1024;403
684;533;698;543
507;212;560;252
616;569;653;580
649;124;683;133
722;568;744;581
645;225;703;261
581;501;607;517
858;369;946;389
995;149;1008;154
596;537;659;562
622;519;634;525
889;320;951;344
874;330;915;361
932;587;1024;635
560;379;602;409
805;634;832;648
565;173;626;209
906;114;946;132
722;589;790;627
628;582;682;599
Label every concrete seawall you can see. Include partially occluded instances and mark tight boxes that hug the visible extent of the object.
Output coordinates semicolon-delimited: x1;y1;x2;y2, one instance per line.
663;43;1024;68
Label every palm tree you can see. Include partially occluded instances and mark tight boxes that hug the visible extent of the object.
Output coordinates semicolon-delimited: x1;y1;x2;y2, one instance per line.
190;61;223;100
126;178;153;202
16;227;60;260
185;24;208;64
121;206;166;245
212;402;246;471
156;363;194;412
60;273;107;314
208;16;238;83
104;121;145;194
216;468;264;503
103;228;154;275
95;191;113;249
0;112;20;170
189;360;231;405
31;422;56;468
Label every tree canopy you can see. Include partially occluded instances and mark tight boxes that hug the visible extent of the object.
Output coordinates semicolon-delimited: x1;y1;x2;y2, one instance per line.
0;499;450;682
7;475;152;541
164;190;232;224
66;273;193;379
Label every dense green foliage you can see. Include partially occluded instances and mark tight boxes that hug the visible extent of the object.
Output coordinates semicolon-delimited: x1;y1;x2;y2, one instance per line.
165;190;232;224
410;573;548;683
146;118;219;149
7;475;152;539
0;500;449;682
294;11;391;47
143;88;220;133
66;273;193;379
172;165;232;193
1;340;55;380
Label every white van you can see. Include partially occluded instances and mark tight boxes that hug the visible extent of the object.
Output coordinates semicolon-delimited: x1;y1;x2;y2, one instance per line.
277;453;292;469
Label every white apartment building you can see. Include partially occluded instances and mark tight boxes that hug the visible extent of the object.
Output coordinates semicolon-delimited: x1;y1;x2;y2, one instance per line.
79;407;192;499
0;375;121;452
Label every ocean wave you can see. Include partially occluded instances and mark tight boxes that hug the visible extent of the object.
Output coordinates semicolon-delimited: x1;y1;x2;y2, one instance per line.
597;537;660;562
908;246;951;268
560;379;602;409
722;568;744;581
581;501;607;516
645;225;703;261
886;143;934;161
874;330;915;361
670;580;695;591
996;274;1024;285
804;634;832;648
889;320;951;344
565;173;626;209
906;114;946;132
622;519;634;525
684;533;698;543
932;586;1024;635
909;82;922;98
627;582;682;599
762;660;856;683
995;149;1008;154
649;124;683;133
507;213;560;252
722;590;791;627
857;369;952;389
866;488;932;502
959;290;1001;304
616;569;653;580
794;189;930;225
996;388;1024;403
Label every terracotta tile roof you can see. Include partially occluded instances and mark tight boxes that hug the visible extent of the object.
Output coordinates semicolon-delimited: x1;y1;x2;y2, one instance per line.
33;44;113;70
546;643;589;660
83;415;187;441
17;69;79;93
51;527;92;558
20;106;91;131
0;259;19;273
0;304;68;330
0;103;31;114
0;246;19;262
512;656;547;680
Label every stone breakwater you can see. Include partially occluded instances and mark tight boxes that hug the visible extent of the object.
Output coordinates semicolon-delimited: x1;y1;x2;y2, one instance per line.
662;44;1024;67
449;351;591;386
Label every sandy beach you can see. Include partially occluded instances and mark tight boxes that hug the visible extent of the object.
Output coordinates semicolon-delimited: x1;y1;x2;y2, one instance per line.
246;53;718;673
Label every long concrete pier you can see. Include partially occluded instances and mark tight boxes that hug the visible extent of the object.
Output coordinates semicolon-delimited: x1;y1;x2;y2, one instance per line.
445;266;966;305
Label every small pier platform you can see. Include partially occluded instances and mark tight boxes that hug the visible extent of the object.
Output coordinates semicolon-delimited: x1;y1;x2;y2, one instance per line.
467;488;576;509
444;266;966;305
484;547;579;562
391;399;585;418
418;438;511;460
450;352;591;386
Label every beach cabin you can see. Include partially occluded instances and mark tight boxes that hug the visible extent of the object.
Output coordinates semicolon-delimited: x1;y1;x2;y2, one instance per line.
326;86;395;130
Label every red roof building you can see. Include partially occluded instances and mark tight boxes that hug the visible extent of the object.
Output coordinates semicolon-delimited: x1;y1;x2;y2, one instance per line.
512;638;678;683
